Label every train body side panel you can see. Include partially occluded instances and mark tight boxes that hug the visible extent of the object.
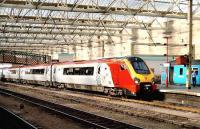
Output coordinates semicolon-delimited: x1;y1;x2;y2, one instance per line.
54;63;99;86
108;63;120;86
20;66;49;82
98;63;114;87
108;62;138;94
4;68;20;81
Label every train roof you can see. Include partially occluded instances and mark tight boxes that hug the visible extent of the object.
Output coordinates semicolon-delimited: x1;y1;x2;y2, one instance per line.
21;64;51;68
3;56;143;69
53;56;137;66
5;64;51;69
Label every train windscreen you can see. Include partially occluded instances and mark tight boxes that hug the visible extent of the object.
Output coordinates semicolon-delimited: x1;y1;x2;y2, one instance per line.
128;57;150;74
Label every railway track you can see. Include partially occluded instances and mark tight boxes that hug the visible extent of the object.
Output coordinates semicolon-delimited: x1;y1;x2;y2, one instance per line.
54;87;200;114
1;82;200;128
0;88;143;129
44;85;200;114
3;82;200;113
0;106;39;129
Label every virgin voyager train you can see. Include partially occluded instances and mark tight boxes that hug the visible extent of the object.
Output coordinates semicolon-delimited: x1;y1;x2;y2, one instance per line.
1;57;158;97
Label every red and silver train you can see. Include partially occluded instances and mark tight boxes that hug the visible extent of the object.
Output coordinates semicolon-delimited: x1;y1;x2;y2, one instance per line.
0;57;158;97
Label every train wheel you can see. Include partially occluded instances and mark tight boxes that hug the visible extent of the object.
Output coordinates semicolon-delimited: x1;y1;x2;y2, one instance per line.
103;88;109;95
44;81;50;87
117;90;123;96
122;89;128;98
108;88;116;96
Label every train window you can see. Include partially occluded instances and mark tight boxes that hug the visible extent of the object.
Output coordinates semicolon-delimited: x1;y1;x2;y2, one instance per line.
180;68;183;75
128;57;150;74
80;67;86;75
63;67;94;76
63;68;66;75
131;61;150;74
25;70;30;74
10;70;16;74
63;68;68;75
74;68;80;75
63;68;73;75
120;64;125;70
32;69;45;74
87;67;94;75
98;67;100;74
69;68;74;75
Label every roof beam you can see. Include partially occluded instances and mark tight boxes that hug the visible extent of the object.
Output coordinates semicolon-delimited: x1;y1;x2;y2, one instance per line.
0;0;194;19
0;15;140;24
0;28;128;37
0;24;122;31
0;19;141;29
0;39;103;46
0;35;57;40
0;15;150;29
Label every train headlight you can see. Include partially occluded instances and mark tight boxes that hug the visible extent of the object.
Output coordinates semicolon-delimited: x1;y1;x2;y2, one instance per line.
134;77;140;84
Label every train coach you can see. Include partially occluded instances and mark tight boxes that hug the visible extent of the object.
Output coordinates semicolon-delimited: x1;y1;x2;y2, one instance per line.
1;57;158;97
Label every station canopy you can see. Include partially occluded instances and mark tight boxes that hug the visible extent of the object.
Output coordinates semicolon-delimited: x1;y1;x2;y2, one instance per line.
0;0;200;55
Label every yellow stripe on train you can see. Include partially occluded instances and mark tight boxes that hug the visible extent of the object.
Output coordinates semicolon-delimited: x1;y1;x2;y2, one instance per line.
123;59;154;82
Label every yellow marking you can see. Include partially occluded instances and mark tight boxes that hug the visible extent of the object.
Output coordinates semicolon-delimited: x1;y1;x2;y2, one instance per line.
123;59;154;83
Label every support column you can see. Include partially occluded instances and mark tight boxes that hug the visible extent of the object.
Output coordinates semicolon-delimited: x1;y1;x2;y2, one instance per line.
131;28;138;55
186;0;193;89
73;45;77;60
102;41;105;57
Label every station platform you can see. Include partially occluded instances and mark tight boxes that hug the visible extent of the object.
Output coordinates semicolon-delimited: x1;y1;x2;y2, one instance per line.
158;84;200;97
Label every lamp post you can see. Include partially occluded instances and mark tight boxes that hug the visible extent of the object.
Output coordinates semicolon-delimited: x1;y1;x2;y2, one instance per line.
163;19;173;88
163;35;172;88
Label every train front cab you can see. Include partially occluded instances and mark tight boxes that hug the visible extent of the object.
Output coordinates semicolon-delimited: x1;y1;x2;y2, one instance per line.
124;57;158;97
108;57;157;97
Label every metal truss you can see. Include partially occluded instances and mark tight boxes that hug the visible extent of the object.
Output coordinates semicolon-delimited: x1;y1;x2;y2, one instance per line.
0;0;199;55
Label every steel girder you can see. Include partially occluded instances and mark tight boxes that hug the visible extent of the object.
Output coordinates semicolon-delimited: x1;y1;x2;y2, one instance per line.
0;0;193;19
0;0;198;54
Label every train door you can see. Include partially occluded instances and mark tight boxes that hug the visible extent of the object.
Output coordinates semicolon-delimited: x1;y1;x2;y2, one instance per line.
96;64;102;85
52;65;57;82
0;69;3;80
108;63;120;87
46;66;51;82
97;63;114;87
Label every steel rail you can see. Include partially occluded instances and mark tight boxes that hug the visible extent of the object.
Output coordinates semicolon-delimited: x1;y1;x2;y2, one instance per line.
0;88;144;129
0;106;39;129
